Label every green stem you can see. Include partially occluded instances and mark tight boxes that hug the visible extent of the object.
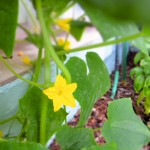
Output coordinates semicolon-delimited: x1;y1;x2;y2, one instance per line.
57;33;142;55
36;0;71;83
0;55;45;88
21;0;38;29
40;96;48;145
17;119;28;141
33;47;43;82
0;114;18;125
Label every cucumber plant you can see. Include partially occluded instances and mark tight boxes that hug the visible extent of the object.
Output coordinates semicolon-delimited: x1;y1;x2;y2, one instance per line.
130;51;150;114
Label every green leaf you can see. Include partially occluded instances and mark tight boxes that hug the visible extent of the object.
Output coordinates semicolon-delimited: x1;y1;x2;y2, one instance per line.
84;0;150;24
130;66;143;79
144;87;150;97
140;57;150;67
19;87;67;143
144;96;150;114
70;20;92;41
130;37;149;56
0;0;18;57
143;66;150;76
137;90;145;105
56;126;96;150
134;51;147;65
144;75;150;87
77;0;139;40
66;52;110;127
81;142;118;150
134;74;145;93
102;98;150;150
0;141;48;150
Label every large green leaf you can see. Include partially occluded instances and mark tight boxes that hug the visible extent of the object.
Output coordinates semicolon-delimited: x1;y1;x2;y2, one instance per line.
76;0;139;40
0;141;48;150
56;126;96;150
0;0;18;57
81;142;118;150
19;87;67;143
82;0;150;24
66;52;110;127
102;98;150;150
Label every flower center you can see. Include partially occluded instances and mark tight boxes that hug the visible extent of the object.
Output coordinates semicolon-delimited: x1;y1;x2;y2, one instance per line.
57;90;62;95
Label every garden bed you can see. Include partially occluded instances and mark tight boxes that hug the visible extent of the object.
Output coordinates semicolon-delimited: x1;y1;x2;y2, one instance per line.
50;51;150;150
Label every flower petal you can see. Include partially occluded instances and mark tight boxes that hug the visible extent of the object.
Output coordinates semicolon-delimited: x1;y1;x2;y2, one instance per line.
53;96;63;112
54;75;66;90
43;87;57;99
64;83;77;94
61;94;76;108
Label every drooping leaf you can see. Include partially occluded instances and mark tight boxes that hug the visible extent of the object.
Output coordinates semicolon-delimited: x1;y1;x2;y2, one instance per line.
81;142;118;150
70;20;92;41
76;0;139;40
66;52;110;127
102;98;150;150
0;0;18;57
56;126;96;150
81;0;150;24
0;141;48;150
19;87;67;143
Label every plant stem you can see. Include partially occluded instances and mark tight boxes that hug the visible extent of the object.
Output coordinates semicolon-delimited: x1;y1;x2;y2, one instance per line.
57;33;142;55
0;114;18;125
21;0;38;30
36;0;71;83
39;49;51;145
33;47;43;82
0;55;45;88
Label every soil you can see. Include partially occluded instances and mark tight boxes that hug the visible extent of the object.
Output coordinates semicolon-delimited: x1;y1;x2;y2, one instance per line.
50;51;150;150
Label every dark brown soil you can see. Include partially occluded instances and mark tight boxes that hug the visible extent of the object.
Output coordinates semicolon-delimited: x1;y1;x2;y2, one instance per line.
50;51;150;150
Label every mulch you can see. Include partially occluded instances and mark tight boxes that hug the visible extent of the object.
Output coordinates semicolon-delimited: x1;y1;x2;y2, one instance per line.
50;51;150;150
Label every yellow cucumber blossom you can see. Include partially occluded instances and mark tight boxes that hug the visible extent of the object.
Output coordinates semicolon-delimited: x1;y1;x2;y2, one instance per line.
22;55;31;65
58;38;71;51
55;18;72;32
43;74;77;112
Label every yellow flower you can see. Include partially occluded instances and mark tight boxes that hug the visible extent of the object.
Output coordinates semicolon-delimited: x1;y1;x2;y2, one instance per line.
57;38;71;51
22;55;31;65
0;131;4;137
55;18;72;32
43;74;77;112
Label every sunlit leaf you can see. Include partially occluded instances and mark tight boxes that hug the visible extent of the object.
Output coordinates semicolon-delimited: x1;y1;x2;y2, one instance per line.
66;52;110;127
102;98;150;150
56;126;96;150
0;141;48;150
